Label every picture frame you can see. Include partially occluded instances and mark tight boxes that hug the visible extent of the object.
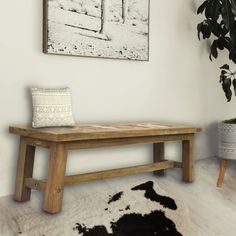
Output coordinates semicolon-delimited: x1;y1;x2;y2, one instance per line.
43;0;150;61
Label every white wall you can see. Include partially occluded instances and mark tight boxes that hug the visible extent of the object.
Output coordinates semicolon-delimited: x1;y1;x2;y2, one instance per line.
0;0;235;197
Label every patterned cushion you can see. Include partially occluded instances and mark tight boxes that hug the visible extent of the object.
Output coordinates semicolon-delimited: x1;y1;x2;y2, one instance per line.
31;87;75;128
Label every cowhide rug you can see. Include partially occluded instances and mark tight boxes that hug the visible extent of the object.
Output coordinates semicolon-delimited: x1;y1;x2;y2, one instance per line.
13;181;190;235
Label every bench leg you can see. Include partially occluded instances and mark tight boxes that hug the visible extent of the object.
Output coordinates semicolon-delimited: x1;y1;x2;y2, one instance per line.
182;136;194;182
44;143;68;214
153;143;165;176
217;159;228;187
15;137;35;202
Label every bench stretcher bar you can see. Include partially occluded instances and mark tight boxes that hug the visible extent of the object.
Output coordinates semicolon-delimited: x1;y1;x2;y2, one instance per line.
25;160;182;192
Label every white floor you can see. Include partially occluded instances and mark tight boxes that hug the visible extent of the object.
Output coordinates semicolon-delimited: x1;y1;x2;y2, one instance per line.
0;157;236;235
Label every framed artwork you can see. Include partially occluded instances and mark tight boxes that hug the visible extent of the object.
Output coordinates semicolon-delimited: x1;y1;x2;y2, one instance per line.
43;0;150;61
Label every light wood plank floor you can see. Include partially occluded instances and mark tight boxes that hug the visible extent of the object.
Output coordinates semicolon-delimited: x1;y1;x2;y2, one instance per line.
0;157;236;235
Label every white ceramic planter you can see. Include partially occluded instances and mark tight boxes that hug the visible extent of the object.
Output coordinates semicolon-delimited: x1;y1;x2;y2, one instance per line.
219;122;236;160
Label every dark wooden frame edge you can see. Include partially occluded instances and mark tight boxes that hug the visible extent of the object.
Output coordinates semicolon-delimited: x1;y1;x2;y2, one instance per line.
43;0;48;54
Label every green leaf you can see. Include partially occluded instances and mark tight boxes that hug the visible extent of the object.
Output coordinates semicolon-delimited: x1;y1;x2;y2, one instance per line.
221;36;232;50
201;23;211;39
217;37;225;50
209;40;218;60
222;0;234;30
222;78;232;101
230;0;236;16
220;64;230;70
197;23;202;40
197;0;208;14
221;70;228;75
233;78;236;95
230;21;236;45
209;21;221;37
220;23;229;36
226;89;232;101
204;0;220;20
212;0;221;20
220;74;227;83
205;1;213;18
229;47;236;62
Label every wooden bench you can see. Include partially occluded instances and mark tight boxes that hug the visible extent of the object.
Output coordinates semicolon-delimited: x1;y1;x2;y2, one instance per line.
9;122;201;214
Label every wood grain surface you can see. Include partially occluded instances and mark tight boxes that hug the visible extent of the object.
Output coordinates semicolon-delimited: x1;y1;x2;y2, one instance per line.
9;122;201;142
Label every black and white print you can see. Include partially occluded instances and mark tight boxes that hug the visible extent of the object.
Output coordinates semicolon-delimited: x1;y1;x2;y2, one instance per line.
44;0;150;60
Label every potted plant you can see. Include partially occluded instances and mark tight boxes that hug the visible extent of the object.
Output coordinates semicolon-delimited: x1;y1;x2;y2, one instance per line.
197;0;236;186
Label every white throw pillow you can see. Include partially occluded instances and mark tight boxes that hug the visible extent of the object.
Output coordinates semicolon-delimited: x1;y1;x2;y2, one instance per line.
31;87;75;128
